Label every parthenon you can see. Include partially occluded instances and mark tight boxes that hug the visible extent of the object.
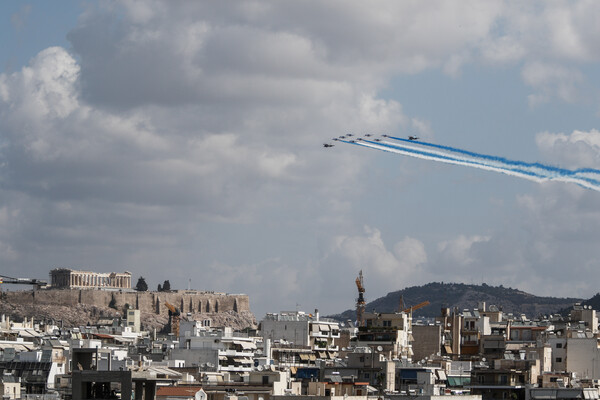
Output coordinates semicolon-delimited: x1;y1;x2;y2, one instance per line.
50;268;132;290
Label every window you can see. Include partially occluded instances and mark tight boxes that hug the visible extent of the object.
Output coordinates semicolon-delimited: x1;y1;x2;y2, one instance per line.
364;372;370;379
556;357;562;363
556;343;563;348
383;320;391;327
499;375;508;385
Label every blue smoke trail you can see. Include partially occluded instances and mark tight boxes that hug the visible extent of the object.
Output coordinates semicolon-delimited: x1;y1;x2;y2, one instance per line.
341;137;600;191
385;135;600;178
356;139;545;181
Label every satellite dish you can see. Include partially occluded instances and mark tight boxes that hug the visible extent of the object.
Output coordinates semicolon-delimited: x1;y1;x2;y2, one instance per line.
377;346;383;352
207;362;214;368
342;347;347;351
257;365;264;371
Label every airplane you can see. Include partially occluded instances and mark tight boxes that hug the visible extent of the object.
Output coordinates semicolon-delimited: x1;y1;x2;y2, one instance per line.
346;134;354;137
382;134;389;138
364;134;372;137
373;138;381;142
349;140;356;143
408;135;419;140
332;138;339;141
323;143;335;148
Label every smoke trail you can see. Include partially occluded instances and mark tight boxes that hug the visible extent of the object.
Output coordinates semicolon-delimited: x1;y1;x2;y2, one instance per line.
385;135;600;180
342;138;600;191
355;140;546;182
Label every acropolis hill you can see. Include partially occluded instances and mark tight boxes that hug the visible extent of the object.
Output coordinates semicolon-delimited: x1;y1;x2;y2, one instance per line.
0;289;256;331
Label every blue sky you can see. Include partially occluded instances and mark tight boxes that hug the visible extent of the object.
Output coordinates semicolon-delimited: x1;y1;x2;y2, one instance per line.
2;1;600;318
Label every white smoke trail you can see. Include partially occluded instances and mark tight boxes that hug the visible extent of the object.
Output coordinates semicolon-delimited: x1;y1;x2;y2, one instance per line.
349;138;600;191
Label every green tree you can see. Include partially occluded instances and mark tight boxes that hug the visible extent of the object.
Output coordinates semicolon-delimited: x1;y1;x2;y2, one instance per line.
157;283;162;292
162;280;171;291
135;277;148;291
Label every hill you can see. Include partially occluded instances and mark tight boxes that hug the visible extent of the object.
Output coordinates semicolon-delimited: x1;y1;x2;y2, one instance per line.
329;282;582;321
0;289;257;331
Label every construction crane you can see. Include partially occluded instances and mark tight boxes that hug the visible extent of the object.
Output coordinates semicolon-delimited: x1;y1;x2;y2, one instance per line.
355;270;366;327
402;300;430;314
0;274;47;289
164;302;181;337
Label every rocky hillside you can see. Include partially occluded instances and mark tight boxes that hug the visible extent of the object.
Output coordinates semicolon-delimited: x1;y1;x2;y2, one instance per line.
0;291;257;331
329;282;582;321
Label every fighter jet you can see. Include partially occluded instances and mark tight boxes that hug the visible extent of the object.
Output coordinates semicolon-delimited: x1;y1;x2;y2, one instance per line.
408;136;419;140
364;134;372;137
323;143;335;148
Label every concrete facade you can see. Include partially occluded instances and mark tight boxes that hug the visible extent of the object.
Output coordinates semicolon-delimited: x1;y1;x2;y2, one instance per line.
412;324;443;362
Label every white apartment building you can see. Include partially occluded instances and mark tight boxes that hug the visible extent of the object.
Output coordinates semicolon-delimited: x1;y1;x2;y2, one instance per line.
172;321;258;373
261;310;340;364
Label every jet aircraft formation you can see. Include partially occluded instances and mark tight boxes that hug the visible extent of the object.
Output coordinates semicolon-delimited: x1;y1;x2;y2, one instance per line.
324;133;600;192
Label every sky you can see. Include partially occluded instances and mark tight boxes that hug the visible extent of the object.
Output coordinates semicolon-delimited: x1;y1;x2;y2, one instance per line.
2;1;600;318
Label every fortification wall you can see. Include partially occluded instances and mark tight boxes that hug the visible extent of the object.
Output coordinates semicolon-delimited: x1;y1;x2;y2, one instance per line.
5;289;251;316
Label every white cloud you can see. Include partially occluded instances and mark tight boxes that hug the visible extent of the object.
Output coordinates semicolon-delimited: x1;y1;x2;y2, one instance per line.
437;235;491;267
521;62;584;106
331;227;428;293
536;129;600;168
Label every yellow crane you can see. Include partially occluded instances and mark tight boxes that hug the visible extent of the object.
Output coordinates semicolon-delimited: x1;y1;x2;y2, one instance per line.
402;300;430;314
355;270;366;327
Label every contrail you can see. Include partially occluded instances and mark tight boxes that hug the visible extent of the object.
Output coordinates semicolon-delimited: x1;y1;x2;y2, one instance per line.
340;137;600;191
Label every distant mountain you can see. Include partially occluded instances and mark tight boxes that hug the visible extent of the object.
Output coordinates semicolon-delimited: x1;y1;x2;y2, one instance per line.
328;282;582;321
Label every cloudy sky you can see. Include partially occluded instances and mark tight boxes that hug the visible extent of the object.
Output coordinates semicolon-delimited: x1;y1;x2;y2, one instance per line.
2;1;600;318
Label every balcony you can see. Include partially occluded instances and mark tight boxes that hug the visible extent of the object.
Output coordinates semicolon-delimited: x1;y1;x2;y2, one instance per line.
313;341;329;350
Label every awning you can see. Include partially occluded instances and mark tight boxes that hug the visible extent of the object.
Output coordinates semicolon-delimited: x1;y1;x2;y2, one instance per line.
290;366;298;374
299;354;310;361
408;334;415;341
219;355;227;360
239;341;256;349
584;390;599;400
320;324;331;331
318;351;327;358
444;345;453;354
309;354;316;361
436;370;447;381
447;377;470;387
